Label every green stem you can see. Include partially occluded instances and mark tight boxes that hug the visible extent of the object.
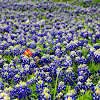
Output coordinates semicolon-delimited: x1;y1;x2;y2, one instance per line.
53;66;82;100
53;67;66;100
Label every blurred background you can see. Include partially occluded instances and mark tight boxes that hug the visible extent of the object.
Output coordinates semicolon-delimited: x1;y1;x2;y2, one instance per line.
51;0;100;3
30;0;100;3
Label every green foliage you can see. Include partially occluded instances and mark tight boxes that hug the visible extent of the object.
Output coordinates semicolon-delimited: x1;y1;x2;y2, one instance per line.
62;85;72;94
29;83;39;100
88;62;100;75
76;90;93;100
3;55;12;64
72;63;78;76
82;48;89;58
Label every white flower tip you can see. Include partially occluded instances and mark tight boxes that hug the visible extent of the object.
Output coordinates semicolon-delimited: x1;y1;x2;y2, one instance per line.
26;19;29;23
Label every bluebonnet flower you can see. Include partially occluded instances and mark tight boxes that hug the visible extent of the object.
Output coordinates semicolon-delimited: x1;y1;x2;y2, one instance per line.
45;76;53;83
76;50;83;57
55;48;62;58
37;69;45;81
64;96;76;100
13;74;21;85
55;92;63;100
19;64;32;80
55;42;61;49
87;53;93;62
64;67;76;86
36;46;42;53
70;51;77;58
20;54;31;64
10;81;32;99
0;41;8;50
97;81;100;89
60;35;66;43
89;47;96;56
26;76;36;86
18;37;26;46
41;54;51;64
74;56;81;64
93;49;100;63
39;87;51;100
49;55;55;61
66;33;73;42
63;41;68;46
45;46;51;54
26;41;36;49
9;60;16;67
95;30;100;40
63;55;73;68
35;79;44;94
52;45;56;52
29;60;37;72
79;56;87;64
0;57;5;66
4;86;13;95
64;89;77;100
92;81;100;100
0;50;3;55
56;66;64;78
0;82;4;90
69;40;79;51
57;81;66;92
78;39;87;47
13;45;21;56
85;78;94;91
74;81;84;92
11;39;17;46
34;68;40;78
42;65;50;72
1;63;18;83
98;69;100;75
77;64;91;81
42;93;51;100
48;62;58;77
0;92;10;100
80;88;86;95
13;56;19;63
91;35;97;43
3;32;10;41
8;46;14;55
0;55;2;60
0;34;3;41
77;76;85;83
58;56;66;65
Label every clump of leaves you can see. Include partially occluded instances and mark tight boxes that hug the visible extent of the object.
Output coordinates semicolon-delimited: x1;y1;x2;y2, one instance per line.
76;90;93;100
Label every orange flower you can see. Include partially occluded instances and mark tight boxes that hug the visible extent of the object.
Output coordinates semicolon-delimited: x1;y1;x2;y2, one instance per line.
36;59;39;61
39;65;41;67
31;69;34;73
24;50;32;58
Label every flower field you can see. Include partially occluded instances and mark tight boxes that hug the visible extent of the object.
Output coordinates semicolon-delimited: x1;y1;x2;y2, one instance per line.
0;0;100;100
